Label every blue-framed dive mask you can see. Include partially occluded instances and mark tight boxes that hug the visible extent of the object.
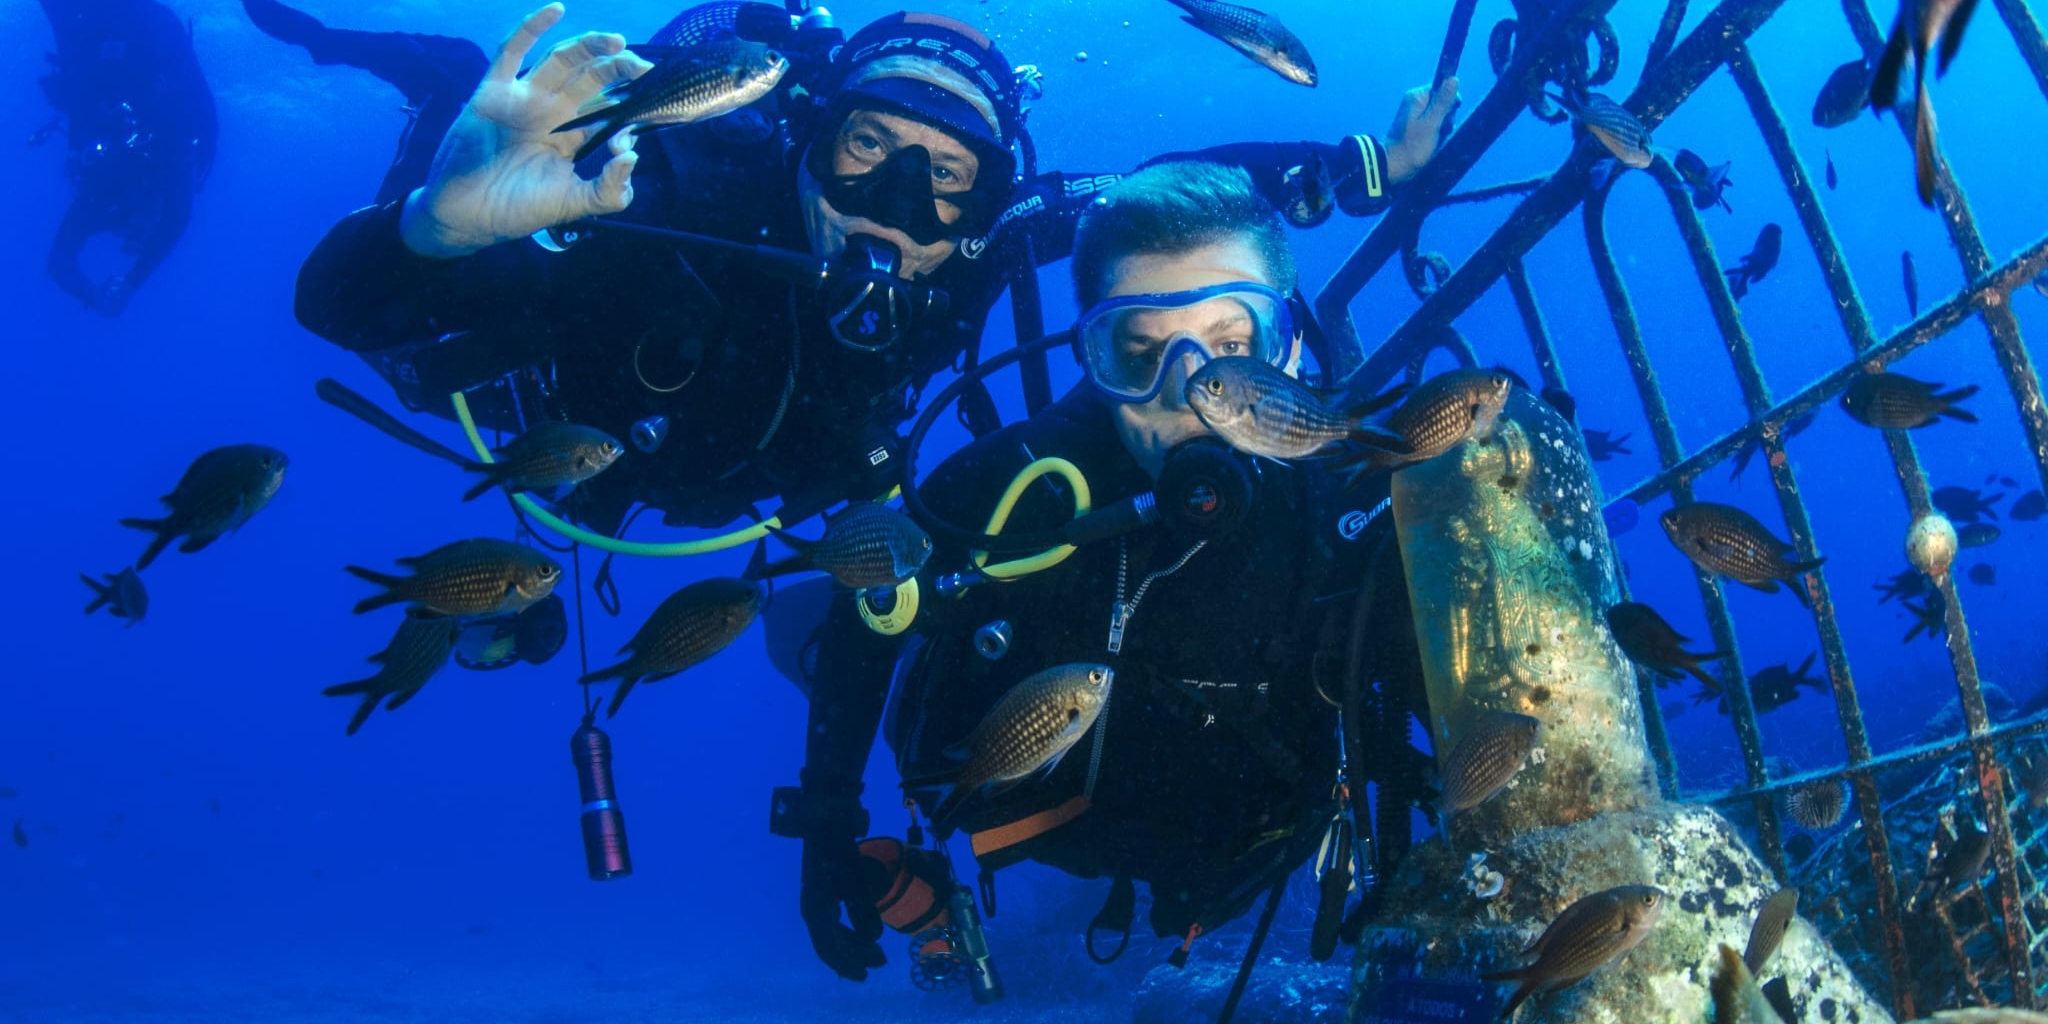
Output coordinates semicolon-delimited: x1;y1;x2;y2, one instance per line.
1074;282;1297;404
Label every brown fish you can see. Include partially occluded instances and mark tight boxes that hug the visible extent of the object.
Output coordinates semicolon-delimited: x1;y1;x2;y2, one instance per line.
1711;944;1782;1024
902;663;1115;830
1185;356;1412;468
1660;503;1826;608
580;576;765;718
321;614;461;736
1439;710;1541;813
119;444;289;570
1869;0;1982;204
1937;817;1991;892
759;502;934;590
1606;602;1725;694
1744;887;1800;972
555;39;790;161
2014;750;2048;810
1786;779;1847;829
462;422;624;502
347;539;561;618
1482;885;1665;1017
1549;86;1653;168
1842;372;1980;429
1386;368;1514;465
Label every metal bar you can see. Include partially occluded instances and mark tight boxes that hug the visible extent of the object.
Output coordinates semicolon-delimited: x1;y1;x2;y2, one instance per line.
1643;0;1689;72
1434;0;1481;93
1441;176;1546;207
1613;231;2048;508
1705;711;2048;806
1504;255;1567;399
1993;0;2048;107
1326;0;1791;392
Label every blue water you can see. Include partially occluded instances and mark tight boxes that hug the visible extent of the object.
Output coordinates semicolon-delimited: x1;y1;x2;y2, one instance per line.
5;0;2047;1020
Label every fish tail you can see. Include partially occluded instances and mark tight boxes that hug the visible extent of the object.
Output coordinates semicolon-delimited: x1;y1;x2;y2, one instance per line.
461;464;514;502
1725;270;1750;300
1347;423;1416;458
344;693;380;736
1936;0;1981;77
1341;383;1410;419
1870;20;1908;115
579;660;629;686
383;688;424;712
1478;969;1537;1020
926;787;969;836
321;677;381;736
80;573;113;615
570;121;625;164
119;517;174;571
603;676;640;719
898;767;961;791
1686;664;1724;695
1913;87;1939;206
1938;385;1980;422
344;566;407;614
321;677;375;697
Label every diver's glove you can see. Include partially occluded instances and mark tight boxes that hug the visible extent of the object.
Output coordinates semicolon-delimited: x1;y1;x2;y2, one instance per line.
400;5;652;258
774;782;887;981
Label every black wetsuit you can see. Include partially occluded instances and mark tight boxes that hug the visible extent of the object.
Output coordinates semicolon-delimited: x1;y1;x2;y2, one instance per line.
242;0;487;204
802;386;1424;941
38;0;215;316
294;94;1393;534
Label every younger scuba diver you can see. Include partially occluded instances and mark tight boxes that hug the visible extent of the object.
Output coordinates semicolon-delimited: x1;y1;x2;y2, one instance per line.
36;0;217;316
773;162;1436;988
294;3;1460;545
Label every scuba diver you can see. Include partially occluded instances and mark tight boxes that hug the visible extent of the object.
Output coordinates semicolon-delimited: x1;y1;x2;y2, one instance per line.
35;0;217;316
241;0;490;206
293;2;1461;543
772;162;1436;995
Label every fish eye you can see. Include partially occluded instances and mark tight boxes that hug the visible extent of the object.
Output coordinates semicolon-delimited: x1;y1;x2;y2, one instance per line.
1207;377;1226;396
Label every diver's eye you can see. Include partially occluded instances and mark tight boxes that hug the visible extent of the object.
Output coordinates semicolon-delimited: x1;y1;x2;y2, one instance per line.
932;165;956;185
1216;340;1249;357
846;132;885;164
1206;377;1226;396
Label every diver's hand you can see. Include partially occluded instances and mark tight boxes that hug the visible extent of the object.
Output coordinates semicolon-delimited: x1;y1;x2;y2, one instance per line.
799;834;887;981
401;3;652;258
1383;76;1461;185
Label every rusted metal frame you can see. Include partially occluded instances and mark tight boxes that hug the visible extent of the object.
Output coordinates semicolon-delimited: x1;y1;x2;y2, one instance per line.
1993;0;2048;108
1724;44;1929;1010
1314;0;1624;379
1706;710;2048;806
1638;159;1810;879
1643;0;1689;73
1440;177;1546;207
1613;231;2048;508
1582;185;1783;874
1434;0;1482;93
1840;0;2044;999
1322;0;1789;395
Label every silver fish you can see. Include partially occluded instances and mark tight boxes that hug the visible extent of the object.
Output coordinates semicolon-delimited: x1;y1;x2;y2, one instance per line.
1165;0;1318;86
1185;356;1410;465
1483;885;1665;1017
556;39;790;161
580;576;764;718
321;614;460;736
904;663;1115;830
760;502;933;590
347;538;562;618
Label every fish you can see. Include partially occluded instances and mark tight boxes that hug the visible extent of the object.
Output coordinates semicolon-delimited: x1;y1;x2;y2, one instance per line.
1730;411;1816;482
1870;0;1982;205
1602;498;1641;538
1661;502;1827;608
10;817;24;849
346;538;563;618
1902;590;1947;643
2015;750;2048;810
2013;490;2046;521
1843;372;1979;429
1744;888;1800;972
1826;149;1839;189
1724;224;1783;300
1281;150;1335;228
759;502;934;590
1937;817;1992;893
1674;148;1735;212
1385;368;1514;465
555;39;790;162
80;566;148;626
1957;522;2001;548
579;576;765;718
1481;885;1665;1018
1968;563;1996;585
1902;250;1921;317
461;422;624;502
1711;944;1784;1024
320;614;461;736
1787;779;1847;829
1549;86;1653;168
1438;710;1542;813
1875;566;1932;604
1185;357;1413;472
1582;428;1632;462
119;444;289;570
1163;0;1318;87
1700;653;1826;715
1932;485;2001;523
1814;57;1875;127
902;663;1116;830
1606;602;1726;694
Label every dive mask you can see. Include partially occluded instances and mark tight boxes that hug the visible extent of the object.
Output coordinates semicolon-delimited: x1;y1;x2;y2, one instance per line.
1074;282;1297;403
806;135;1002;246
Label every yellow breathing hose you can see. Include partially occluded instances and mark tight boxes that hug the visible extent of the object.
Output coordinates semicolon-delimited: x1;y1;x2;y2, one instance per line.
973;457;1091;580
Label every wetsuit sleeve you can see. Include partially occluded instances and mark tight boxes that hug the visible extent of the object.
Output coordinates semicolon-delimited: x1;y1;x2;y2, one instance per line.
1141;137;1394;217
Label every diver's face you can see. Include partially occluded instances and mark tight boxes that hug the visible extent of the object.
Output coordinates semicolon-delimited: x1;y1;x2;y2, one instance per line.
801;107;982;278
1104;239;1294;479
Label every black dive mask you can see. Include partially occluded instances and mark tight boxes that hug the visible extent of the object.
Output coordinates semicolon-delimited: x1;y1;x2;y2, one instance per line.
807;141;998;246
824;234;950;352
1154;436;1259;539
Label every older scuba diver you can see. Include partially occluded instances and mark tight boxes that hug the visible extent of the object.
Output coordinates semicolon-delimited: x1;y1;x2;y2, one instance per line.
770;163;1437;991
293;2;1459;542
35;0;216;316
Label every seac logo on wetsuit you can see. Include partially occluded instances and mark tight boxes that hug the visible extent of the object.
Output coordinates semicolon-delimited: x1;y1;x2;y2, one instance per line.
960;194;1045;259
1337;497;1392;541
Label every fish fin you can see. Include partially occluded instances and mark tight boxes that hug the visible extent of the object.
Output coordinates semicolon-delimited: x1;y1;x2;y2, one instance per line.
759;526;819;579
1870;18;1909;114
605;677;639;719
345;566;407;614
118;517;174;571
80;573;112;615
570;121;626;164
1936;0;1982;77
1347;423;1415;457
1341;383;1410;419
898;767;962;790
321;677;375;697
1788;556;1828;577
344;694;380;736
1588;157;1621;192
1913;88;1939;206
383;687;423;713
1686;664;1724;695
462;466;514;502
1725;269;1750;299
177;533;219;555
926;786;971;835
579;659;630;686
1938;385;1980;422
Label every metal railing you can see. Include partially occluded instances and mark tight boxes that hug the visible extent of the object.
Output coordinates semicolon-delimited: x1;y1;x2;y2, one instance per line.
1312;0;2048;1015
